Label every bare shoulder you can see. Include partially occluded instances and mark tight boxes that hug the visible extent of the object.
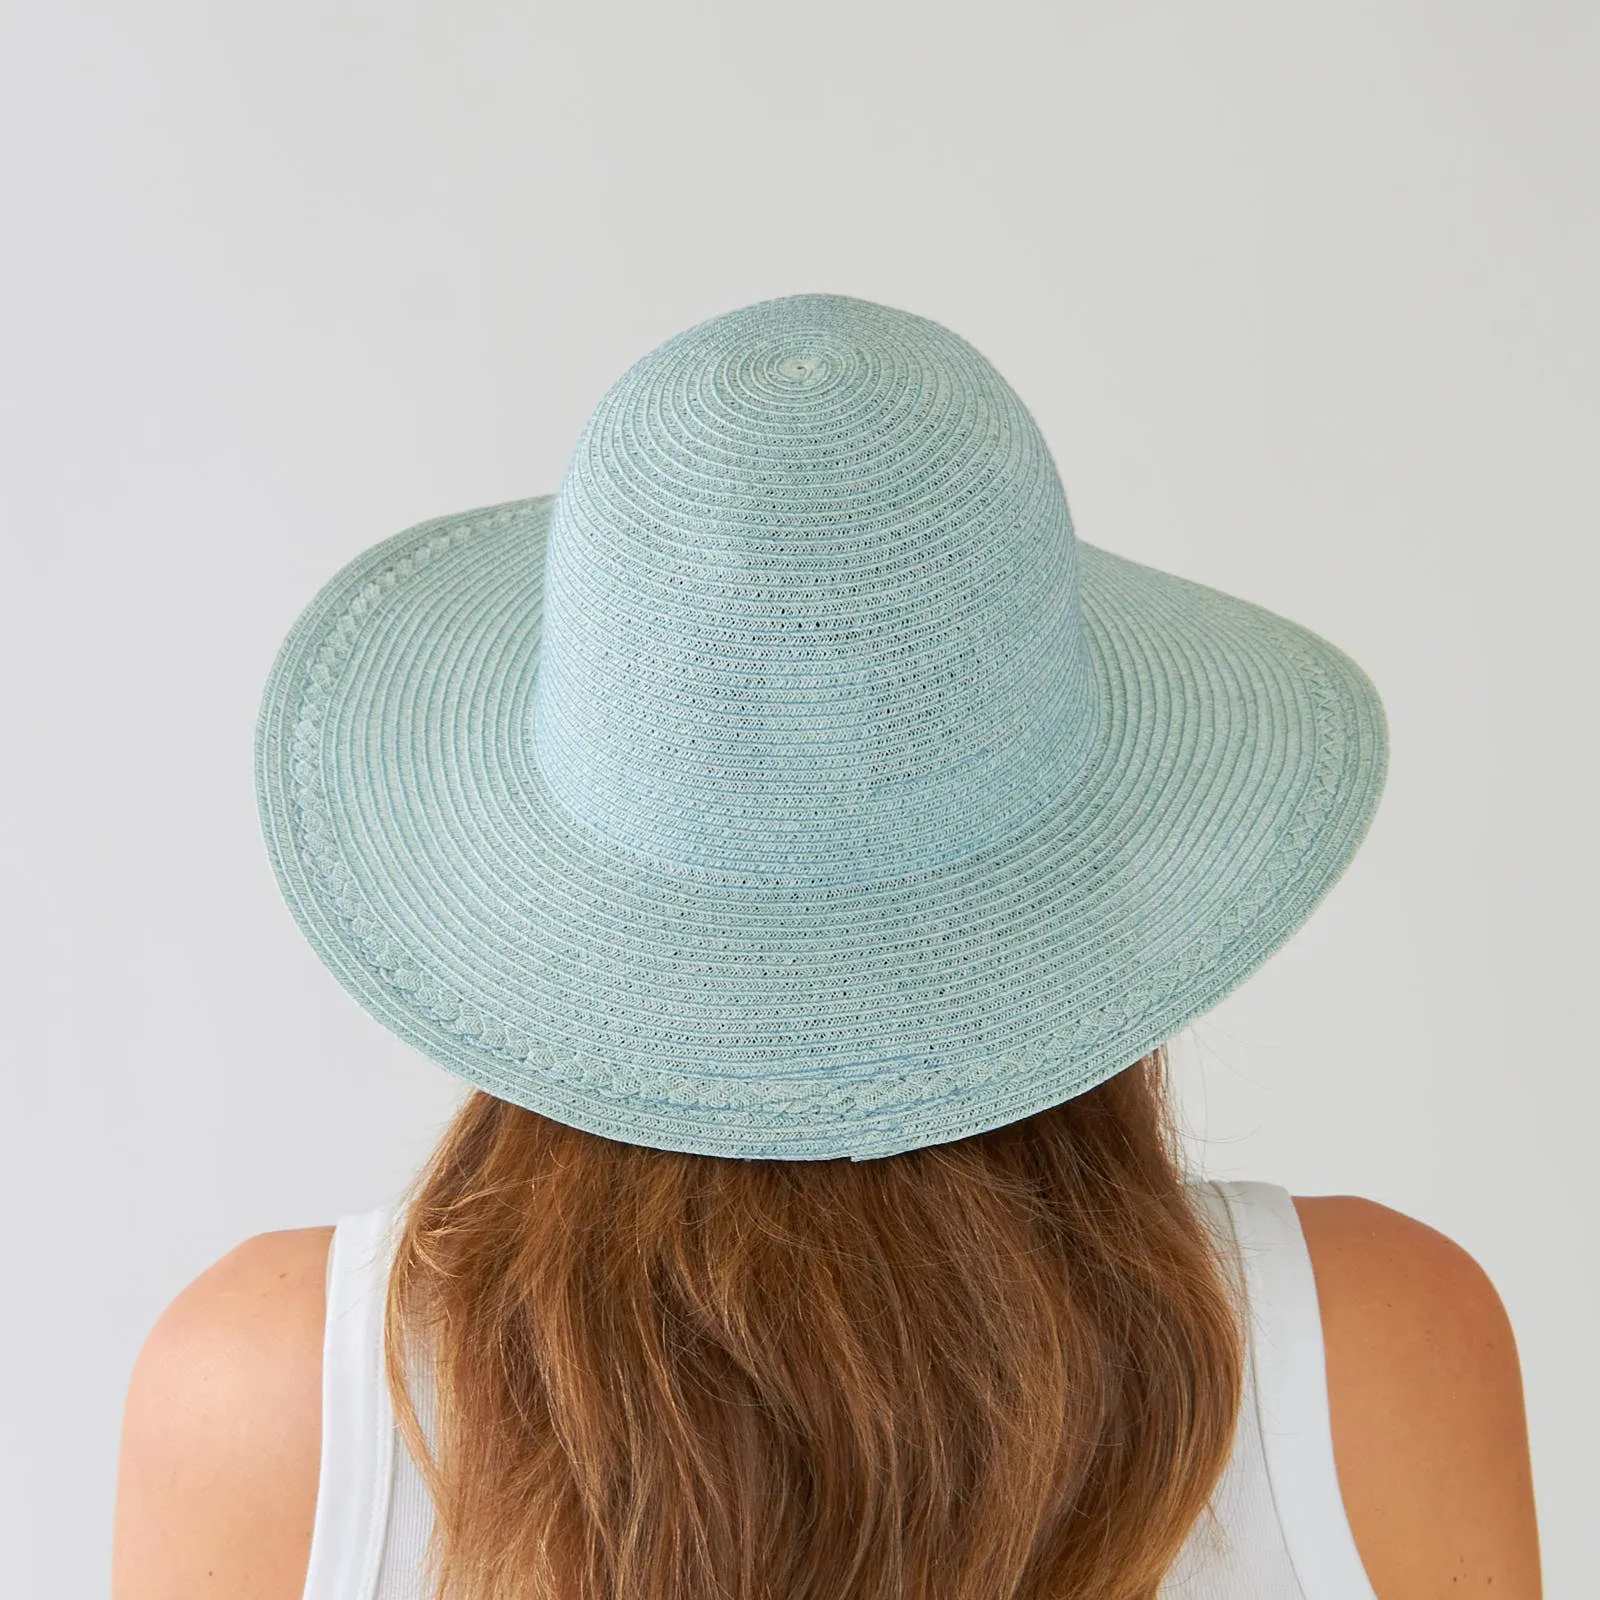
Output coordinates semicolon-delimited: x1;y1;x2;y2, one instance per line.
1291;1193;1541;1599
112;1224;334;1600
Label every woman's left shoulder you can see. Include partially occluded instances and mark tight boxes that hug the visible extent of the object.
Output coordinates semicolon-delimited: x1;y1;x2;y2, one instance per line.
1290;1192;1541;1599
112;1224;333;1599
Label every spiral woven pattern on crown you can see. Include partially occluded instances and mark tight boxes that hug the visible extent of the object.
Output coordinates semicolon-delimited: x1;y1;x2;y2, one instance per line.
255;294;1387;1160
530;295;1098;879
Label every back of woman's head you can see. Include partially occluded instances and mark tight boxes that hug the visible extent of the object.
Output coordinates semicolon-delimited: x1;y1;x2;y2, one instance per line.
381;1046;1245;1600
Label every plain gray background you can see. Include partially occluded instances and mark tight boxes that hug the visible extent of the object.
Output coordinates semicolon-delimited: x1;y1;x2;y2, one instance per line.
2;0;1594;1592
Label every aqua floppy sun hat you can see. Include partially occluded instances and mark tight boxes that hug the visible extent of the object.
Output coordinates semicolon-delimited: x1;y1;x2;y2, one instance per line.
255;292;1387;1161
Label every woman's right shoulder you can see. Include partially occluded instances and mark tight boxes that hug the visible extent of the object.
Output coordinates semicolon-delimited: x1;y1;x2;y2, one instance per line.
1290;1193;1542;1599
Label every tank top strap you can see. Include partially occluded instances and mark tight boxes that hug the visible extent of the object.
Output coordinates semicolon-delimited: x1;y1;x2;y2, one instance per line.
301;1201;404;1600
1208;1180;1380;1600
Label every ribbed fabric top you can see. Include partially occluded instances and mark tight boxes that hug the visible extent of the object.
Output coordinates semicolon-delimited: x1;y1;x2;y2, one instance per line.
300;1179;1380;1600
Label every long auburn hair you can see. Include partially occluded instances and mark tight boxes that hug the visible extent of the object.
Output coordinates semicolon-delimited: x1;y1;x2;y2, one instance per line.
380;1046;1245;1600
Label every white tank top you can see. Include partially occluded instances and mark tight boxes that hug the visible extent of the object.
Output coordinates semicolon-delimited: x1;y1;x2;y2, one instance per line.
300;1179;1380;1600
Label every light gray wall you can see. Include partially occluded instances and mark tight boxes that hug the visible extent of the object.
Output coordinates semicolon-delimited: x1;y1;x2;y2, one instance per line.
2;0;1593;1591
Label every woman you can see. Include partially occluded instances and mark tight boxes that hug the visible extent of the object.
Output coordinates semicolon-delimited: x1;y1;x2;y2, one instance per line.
113;294;1540;1598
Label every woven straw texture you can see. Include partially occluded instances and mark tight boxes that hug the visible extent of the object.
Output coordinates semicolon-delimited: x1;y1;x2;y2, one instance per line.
256;293;1387;1160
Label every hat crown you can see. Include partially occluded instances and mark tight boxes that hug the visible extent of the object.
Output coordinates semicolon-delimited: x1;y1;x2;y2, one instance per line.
529;293;1100;882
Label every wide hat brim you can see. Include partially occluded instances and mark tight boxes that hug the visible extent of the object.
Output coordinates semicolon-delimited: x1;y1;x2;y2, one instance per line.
256;495;1386;1160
